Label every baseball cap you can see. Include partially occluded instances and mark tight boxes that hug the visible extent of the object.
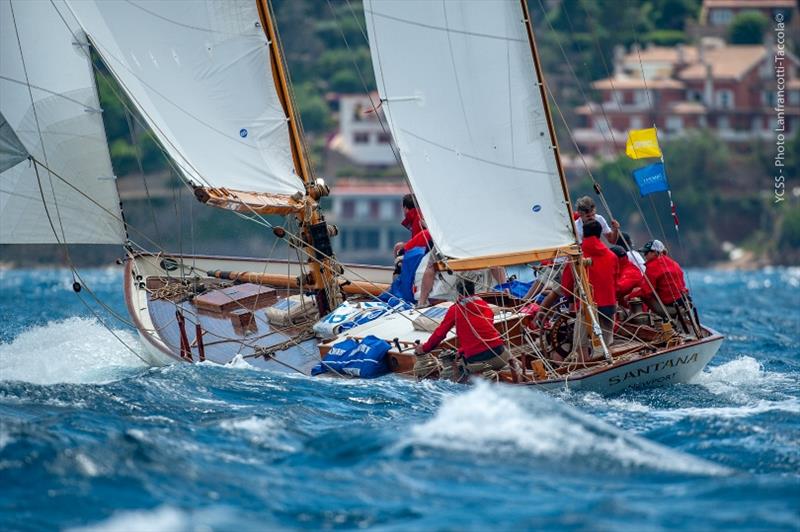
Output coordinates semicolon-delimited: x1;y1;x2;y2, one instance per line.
640;239;665;254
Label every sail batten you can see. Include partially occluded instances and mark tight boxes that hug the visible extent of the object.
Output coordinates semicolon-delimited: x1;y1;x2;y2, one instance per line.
364;0;576;262
64;0;304;198
0;0;125;245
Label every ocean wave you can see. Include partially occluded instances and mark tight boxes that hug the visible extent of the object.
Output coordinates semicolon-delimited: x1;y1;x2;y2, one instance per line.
219;416;297;452
406;382;730;476
0;317;147;385
68;505;234;532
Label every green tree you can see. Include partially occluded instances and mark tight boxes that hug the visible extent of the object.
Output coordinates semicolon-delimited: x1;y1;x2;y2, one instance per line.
728;10;769;44
294;82;332;133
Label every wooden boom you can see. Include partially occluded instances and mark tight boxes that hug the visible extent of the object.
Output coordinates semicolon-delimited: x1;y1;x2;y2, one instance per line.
207;270;388;297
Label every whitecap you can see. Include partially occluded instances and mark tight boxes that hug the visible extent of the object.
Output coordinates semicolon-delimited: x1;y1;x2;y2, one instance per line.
0;317;148;385
219;416;295;452
68;505;233;532
406;382;730;476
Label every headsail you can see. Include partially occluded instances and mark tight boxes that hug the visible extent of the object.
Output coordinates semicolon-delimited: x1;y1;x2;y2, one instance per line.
364;0;576;265
0;0;125;244
64;0;305;205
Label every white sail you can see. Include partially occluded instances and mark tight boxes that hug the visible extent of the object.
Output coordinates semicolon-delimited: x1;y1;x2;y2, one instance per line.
0;0;125;245
64;0;303;197
364;0;575;262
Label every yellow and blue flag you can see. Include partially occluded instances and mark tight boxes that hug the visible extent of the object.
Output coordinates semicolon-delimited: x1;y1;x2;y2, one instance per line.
625;128;662;159
632;162;669;197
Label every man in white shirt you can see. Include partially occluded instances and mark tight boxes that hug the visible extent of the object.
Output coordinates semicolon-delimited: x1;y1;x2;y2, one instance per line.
574;196;620;244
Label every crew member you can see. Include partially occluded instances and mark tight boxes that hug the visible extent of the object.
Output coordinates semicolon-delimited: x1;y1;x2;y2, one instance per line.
609;244;643;307
574;196;620;244
414;276;510;380
615;231;646;272
537;220;618;362
638;240;697;333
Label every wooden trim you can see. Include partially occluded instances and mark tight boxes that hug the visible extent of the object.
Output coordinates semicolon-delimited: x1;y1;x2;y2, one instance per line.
518;0;579;240
194;186;308;215
209;269;389;296
437;245;580;271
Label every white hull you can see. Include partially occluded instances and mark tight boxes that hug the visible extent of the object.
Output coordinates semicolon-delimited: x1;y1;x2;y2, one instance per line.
528;329;724;394
124;252;392;370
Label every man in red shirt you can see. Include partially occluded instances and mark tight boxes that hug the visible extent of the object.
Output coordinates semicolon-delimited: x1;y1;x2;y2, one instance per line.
400;194;423;236
638;240;687;306
414;275;509;380
610;245;643;307
637;240;698;334
537;220;617;362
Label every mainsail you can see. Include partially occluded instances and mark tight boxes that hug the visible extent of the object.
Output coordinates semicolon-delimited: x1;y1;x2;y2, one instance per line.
364;0;576;266
0;0;125;244
64;0;305;203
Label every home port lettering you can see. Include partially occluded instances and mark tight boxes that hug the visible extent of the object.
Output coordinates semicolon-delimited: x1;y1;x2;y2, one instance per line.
608;352;699;386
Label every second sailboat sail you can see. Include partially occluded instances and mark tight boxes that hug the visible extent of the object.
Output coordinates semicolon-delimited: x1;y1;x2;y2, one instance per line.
364;0;575;264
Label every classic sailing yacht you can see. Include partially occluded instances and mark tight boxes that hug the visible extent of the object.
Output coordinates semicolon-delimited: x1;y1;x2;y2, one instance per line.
0;0;723;392
313;0;725;392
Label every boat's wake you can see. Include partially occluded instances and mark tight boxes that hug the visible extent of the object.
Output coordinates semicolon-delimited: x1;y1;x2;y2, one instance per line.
0;317;147;385
404;382;730;476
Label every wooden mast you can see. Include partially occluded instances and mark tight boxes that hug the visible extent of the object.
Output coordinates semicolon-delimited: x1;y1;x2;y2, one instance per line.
518;0;609;361
256;0;340;314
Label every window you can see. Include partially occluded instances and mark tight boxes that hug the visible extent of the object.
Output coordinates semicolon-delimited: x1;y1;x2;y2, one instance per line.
762;91;777;107
751;116;763;131
629;116;643;130
353;229;380;250
709;9;733;26
717;116;730;130
666;116;683;133
379;199;395;221
715;89;734;109
790;90;800;107
369;199;381;218
355;199;369;218
341;199;355;219
353;132;369;144
633;90;650;106
687;90;703;103
377;132;392;144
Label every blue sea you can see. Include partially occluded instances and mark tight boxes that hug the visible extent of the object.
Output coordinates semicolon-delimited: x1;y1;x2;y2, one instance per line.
0;267;798;531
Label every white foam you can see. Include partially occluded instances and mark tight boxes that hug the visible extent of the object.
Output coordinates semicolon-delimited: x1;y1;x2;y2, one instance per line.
407;382;729;475
692;356;793;400
69;505;231;532
219;416;295;451
0;317;147;385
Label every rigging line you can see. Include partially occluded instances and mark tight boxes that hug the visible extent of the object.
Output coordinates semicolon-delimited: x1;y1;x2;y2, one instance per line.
531;0;674;318
569;0;657;240
9;0;70;257
0;75;99;110
399;127;556;176
125;110;164;246
362;7;527;43
121;0;239;35
331;0;407;169
31;158;150;363
28;157;172;256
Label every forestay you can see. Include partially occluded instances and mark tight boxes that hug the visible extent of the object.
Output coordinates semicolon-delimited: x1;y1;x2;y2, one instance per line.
364;0;575;261
64;0;303;197
0;0;124;244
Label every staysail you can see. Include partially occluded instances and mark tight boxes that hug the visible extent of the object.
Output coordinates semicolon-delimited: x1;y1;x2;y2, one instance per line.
0;0;125;244
364;0;576;265
64;0;305;204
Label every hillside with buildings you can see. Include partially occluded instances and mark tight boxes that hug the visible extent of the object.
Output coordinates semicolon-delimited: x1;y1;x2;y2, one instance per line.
4;0;798;268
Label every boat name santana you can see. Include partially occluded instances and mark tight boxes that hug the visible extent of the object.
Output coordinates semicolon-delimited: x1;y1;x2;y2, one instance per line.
608;352;699;386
